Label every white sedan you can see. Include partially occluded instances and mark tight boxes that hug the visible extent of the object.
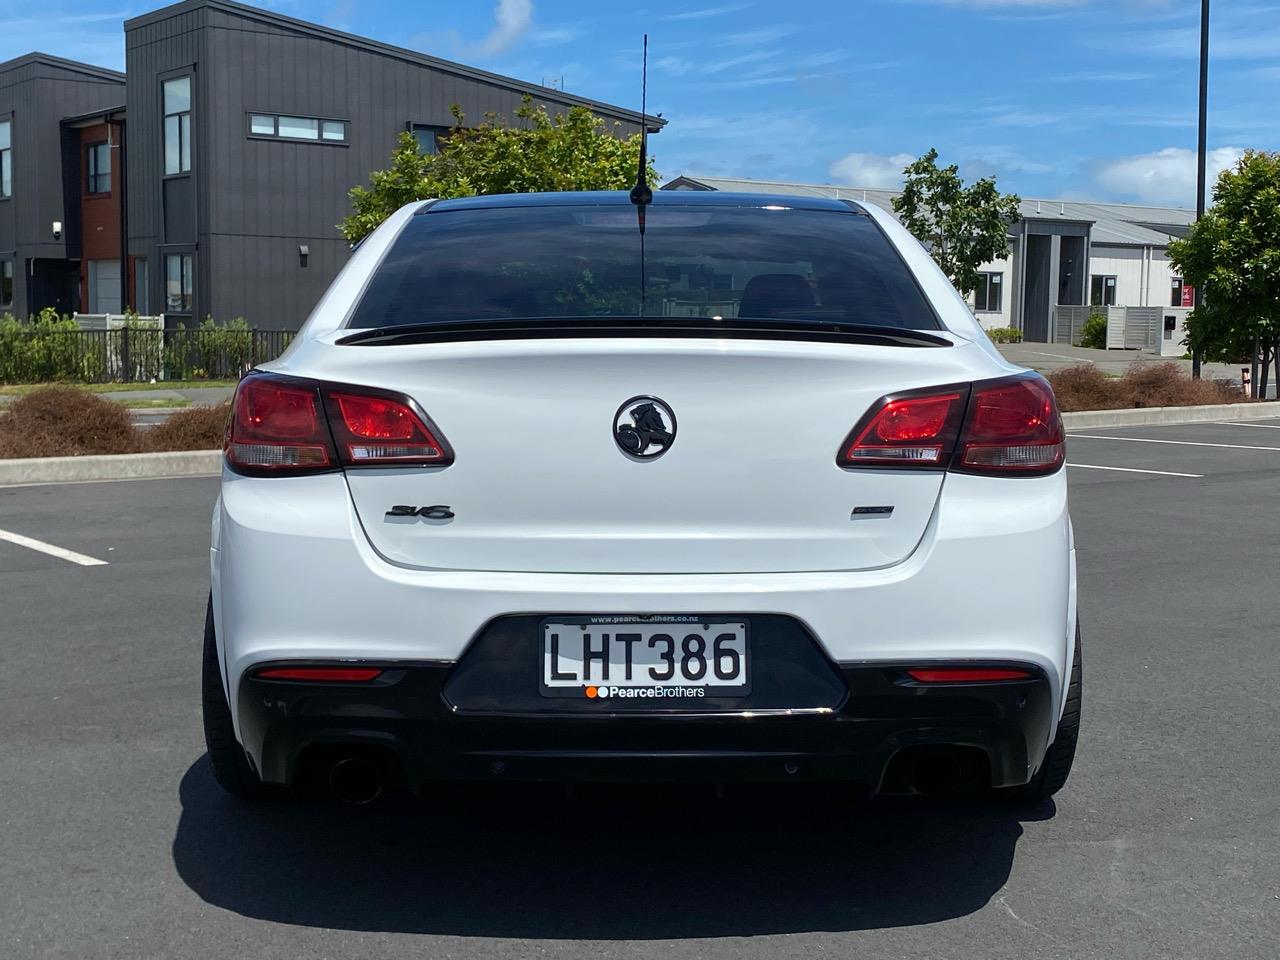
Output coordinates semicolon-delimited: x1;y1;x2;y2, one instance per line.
203;190;1080;805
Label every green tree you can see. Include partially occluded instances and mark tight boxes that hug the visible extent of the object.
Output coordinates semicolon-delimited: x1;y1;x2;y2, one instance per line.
1168;150;1280;395
340;99;657;243
892;149;1021;297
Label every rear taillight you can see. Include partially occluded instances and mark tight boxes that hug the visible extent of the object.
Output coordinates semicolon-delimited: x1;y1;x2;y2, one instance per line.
905;667;1033;683
325;390;452;467
225;372;453;475
953;375;1064;475
226;375;334;472
837;374;1063;477
838;387;967;467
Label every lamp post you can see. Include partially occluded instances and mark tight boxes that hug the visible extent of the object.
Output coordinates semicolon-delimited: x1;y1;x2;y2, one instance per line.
1192;0;1209;379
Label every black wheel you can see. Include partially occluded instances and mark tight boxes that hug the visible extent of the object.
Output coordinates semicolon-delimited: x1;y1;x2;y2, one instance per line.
1009;619;1082;804
201;595;263;798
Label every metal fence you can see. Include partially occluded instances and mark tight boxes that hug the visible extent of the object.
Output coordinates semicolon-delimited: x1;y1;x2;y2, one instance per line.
0;328;294;383
1051;305;1166;351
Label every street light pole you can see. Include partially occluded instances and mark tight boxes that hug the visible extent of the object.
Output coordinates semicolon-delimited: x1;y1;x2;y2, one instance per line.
1192;0;1209;379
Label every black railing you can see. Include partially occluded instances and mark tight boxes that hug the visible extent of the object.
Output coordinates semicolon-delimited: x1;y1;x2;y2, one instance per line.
0;329;295;383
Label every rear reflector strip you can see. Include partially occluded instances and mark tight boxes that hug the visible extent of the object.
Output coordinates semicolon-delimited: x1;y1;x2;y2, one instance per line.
254;667;384;682
906;667;1033;683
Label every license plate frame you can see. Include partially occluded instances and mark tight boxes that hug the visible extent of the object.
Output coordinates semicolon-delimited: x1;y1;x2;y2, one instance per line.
539;615;751;701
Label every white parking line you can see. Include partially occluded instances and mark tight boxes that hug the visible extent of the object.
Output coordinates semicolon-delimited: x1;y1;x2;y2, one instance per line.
1067;434;1280;452
0;528;109;567
1068;463;1203;478
1030;351;1094;363
1209;421;1280;430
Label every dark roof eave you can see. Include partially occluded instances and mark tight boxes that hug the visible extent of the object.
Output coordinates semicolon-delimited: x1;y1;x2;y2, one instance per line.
124;0;664;131
61;105;128;127
0;52;125;82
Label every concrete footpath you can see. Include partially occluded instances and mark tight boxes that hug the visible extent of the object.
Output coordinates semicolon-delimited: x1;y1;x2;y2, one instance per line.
997;341;1259;385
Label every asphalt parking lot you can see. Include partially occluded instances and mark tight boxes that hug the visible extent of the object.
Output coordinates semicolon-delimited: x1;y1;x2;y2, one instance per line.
2;423;1278;959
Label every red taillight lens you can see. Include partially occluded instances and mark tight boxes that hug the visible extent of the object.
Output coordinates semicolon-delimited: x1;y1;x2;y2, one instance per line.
839;390;966;467
837;374;1063;477
326;390;452;466
254;666;384;682
226;375;335;472
955;375;1064;475
906;667;1033;683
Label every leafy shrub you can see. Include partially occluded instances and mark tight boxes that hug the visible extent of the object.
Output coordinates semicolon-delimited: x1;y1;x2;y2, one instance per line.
142;402;230;451
0;387;138;458
0;310;103;383
1079;313;1108;350
985;327;1022;344
1047;361;1242;412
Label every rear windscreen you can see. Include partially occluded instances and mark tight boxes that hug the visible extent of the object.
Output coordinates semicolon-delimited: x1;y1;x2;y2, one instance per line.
348;203;939;330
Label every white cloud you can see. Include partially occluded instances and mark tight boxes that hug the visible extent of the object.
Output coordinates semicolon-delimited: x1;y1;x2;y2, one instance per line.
658;4;750;21
827;152;916;188
475;0;533;55
1093;146;1245;205
926;0;1088;6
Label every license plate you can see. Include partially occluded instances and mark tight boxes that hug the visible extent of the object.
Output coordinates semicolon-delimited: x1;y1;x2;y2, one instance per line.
540;616;750;701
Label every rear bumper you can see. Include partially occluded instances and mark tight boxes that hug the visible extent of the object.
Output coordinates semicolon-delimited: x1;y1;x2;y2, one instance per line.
237;660;1055;790
213;468;1076;742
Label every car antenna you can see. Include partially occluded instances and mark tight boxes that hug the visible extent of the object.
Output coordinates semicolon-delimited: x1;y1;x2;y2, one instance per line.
630;34;652;319
629;34;653;209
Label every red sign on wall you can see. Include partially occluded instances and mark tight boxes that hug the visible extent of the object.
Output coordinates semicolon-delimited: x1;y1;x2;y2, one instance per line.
1181;283;1195;307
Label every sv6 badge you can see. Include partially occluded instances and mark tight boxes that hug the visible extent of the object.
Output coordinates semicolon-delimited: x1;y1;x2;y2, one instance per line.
385;504;455;519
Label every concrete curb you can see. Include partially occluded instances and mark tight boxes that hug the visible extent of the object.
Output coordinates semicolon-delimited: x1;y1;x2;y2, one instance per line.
0;450;222;487
1;399;1275;485
1062;401;1280;429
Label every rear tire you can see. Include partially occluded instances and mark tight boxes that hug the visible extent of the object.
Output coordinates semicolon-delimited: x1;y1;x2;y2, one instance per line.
1009;619;1082;804
201;595;263;799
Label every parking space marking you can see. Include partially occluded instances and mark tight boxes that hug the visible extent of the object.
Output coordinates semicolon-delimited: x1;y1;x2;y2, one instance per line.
1068;434;1280;452
1067;463;1203;478
1209;421;1280;430
1030;351;1094;363
0;528;109;567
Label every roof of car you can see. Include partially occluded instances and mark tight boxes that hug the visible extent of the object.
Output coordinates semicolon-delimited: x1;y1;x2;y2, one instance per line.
421;191;860;213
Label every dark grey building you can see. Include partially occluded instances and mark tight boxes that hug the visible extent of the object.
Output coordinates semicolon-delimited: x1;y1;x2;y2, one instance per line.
123;0;661;328
0;54;126;317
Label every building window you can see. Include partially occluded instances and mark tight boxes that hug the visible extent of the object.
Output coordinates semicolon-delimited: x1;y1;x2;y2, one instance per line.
165;253;192;313
249;113;346;143
1090;275;1117;306
134;259;149;314
0;259;12;309
164;77;192;175
974;272;1003;313
409;123;448;155
0;120;11;198
1171;277;1194;307
87;142;111;194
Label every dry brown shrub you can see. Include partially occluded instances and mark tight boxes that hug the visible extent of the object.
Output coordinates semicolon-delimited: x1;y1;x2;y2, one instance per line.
1121;361;1240;408
1047;361;1243;412
0;387;139;459
1045;364;1117;412
143;402;230;452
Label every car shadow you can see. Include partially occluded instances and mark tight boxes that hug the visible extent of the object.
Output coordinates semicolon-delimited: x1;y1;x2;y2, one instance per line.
172;756;1052;939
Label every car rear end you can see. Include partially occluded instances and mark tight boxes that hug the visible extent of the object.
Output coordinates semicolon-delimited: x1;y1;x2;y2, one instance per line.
208;192;1077;800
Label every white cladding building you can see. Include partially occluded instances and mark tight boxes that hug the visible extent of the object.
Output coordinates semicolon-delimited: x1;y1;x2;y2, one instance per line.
663;175;1197;346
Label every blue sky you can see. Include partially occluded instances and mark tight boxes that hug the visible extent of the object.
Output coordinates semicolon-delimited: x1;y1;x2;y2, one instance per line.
5;0;1279;207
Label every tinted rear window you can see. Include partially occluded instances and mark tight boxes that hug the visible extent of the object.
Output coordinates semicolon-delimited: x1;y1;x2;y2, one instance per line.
348;203;939;330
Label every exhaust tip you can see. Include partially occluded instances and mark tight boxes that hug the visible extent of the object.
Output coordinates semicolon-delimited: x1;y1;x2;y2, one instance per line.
328;756;385;804
883;745;990;797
